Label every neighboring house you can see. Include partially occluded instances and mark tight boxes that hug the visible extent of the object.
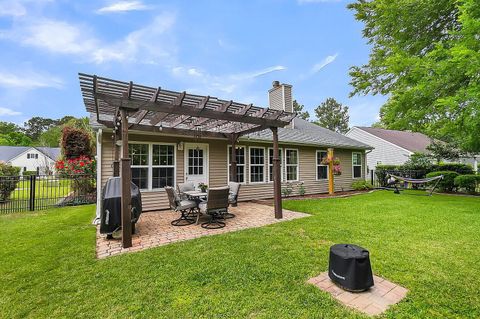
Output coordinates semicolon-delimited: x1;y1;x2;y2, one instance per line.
87;80;372;212
0;146;61;175
346;127;479;172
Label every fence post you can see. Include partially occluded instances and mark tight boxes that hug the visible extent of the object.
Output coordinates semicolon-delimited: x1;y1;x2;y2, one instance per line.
371;170;374;186
29;175;36;211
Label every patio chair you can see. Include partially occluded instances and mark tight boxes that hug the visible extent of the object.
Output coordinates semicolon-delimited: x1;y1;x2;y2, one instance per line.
177;182;195;199
224;182;241;219
165;187;196;226
198;187;230;229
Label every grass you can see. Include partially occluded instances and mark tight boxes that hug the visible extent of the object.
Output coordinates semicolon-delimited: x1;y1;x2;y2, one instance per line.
1;191;479;318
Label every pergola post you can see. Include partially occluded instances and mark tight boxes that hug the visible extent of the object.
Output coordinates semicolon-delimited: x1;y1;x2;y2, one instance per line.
230;134;238;183
271;127;282;219
120;108;132;248
328;148;334;195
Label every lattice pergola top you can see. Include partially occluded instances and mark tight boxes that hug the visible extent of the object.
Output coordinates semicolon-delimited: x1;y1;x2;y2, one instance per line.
79;73;296;138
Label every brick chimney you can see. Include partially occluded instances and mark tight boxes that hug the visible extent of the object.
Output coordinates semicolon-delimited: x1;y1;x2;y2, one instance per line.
269;80;294;128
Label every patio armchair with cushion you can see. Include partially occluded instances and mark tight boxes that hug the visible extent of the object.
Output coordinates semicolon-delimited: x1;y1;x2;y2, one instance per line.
225;182;241;219
165;187;196;226
198;187;230;229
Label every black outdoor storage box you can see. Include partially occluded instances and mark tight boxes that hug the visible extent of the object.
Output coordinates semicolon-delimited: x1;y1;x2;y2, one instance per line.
100;177;142;235
328;244;374;292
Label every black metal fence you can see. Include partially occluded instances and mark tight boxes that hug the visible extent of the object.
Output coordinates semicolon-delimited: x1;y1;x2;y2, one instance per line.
0;174;96;214
370;169;427;188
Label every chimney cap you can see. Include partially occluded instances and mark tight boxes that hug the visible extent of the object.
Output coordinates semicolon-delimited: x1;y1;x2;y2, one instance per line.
272;80;280;88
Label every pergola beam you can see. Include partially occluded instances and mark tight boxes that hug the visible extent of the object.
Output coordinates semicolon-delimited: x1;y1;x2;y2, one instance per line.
94;93;292;128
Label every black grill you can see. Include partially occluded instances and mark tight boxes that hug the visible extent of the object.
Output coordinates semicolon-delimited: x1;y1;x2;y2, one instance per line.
100;177;142;235
328;244;374;292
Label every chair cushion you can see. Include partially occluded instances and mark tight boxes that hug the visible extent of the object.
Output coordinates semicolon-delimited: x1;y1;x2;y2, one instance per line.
178;200;197;210
228;194;236;203
228;182;240;195
178;182;195;193
198;202;207;213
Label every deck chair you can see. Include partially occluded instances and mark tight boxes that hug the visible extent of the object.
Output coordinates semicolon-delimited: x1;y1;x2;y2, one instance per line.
165;187;196;226
198;187;230;229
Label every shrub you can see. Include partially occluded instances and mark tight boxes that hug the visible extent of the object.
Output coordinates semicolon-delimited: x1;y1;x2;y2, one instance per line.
351;180;373;191
61;126;93;159
55;156;96;194
431;163;474;175
22;170;37;176
454;175;480;194
0;162;20;202
426;171;459;192
376;164;401;171
403;152;433;171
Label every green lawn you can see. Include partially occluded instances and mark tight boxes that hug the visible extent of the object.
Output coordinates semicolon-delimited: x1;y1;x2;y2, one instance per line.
1;191;479;318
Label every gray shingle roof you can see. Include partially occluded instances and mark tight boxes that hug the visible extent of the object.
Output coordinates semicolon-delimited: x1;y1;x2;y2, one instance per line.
90;115;371;150
355;127;432;153
0;146;61;162
0;146;30;162
241;118;372;149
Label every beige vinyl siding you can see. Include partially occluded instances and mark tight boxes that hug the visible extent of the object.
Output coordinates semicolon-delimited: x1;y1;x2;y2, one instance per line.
101;132;366;211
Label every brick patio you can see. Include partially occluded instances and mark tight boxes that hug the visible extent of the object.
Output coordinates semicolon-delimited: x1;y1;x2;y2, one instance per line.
308;272;408;316
96;202;309;259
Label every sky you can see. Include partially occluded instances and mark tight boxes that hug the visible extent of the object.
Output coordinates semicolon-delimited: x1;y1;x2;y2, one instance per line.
0;0;387;127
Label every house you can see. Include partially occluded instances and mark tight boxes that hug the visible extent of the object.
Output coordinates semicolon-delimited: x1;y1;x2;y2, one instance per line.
0;146;61;175
82;75;372;212
346;127;479;172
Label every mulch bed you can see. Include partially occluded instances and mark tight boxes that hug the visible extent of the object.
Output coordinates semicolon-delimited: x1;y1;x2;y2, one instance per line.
251;190;372;206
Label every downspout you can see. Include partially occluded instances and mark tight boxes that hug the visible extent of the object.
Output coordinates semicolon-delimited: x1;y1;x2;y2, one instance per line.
365;149;373;180
94;129;102;224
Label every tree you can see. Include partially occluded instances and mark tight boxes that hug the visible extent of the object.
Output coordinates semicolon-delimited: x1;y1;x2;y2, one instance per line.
426;140;463;164
0;121;21;135
38;126;62;147
23;117;57;141
293;100;310;120
348;0;480;152
313;98;350;133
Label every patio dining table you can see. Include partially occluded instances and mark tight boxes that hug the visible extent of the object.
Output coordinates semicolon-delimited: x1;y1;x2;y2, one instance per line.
182;190;208;199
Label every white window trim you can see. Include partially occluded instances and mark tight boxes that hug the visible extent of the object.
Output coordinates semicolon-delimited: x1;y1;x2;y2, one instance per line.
129;141;176;191
352;151;363;179
285;148;299;182
267;147;284;183
248;146;266;184
316;150;329;181
227;145;246;184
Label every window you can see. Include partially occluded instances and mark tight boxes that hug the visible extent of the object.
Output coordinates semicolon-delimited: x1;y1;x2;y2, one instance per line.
268;148;283;182
285;149;299;181
353;152;363;178
228;146;245;183
129;144;149;189
27;153;38;159
187;148;203;175
249;147;265;183
129;143;175;190
152;145;175;189
316;151;328;180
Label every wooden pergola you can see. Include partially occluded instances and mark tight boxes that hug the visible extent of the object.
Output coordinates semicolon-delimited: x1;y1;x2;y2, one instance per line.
79;73;296;248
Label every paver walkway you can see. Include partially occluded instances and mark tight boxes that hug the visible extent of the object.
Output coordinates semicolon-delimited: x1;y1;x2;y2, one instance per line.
308;272;408;316
96;202;309;258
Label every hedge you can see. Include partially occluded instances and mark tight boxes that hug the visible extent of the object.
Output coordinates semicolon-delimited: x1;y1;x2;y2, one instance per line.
426;171;459;192
0;163;21;202
430;163;473;175
454;175;480;194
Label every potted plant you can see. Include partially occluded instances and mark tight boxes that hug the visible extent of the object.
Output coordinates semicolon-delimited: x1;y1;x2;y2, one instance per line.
198;182;208;192
321;157;342;175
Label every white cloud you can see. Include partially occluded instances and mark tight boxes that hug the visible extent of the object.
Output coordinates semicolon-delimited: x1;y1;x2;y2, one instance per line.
0;107;21;116
19;19;97;55
0;70;63;89
2;13;177;65
96;1;150;14
171;65;287;96
0;1;26;17
311;53;338;73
